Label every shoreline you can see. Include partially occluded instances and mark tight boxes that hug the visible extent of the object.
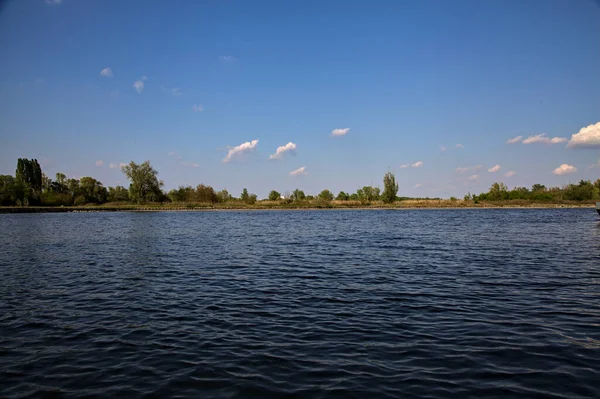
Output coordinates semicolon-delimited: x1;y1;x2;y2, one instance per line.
0;203;596;214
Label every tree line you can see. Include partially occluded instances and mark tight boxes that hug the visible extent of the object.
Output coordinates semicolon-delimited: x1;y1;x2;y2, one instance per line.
467;180;600;202
1;158;598;206
0;158;400;206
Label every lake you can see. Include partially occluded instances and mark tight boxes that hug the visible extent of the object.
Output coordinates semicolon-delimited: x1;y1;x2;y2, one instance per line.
1;209;599;398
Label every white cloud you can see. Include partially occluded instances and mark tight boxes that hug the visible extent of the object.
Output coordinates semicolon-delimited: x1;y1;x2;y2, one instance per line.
162;87;182;96
468;174;479;181
414;183;422;188
589;159;600;169
456;144;464;149
133;80;144;94
456;165;482;174
222;139;259;163
506;135;523;144
522;133;567;144
567;122;600;149
549;137;568;144
553;164;577;175
440;146;447;151
181;162;200;168
219;56;236;61
192;104;204;112
488;164;501;173
95;160;104;167
45;0;61;4
400;161;423;169
269;142;297;160
100;67;113;78
331;128;350;137
168;151;183;160
504;171;516;177
109;162;127;169
289;166;307;176
141;76;148;81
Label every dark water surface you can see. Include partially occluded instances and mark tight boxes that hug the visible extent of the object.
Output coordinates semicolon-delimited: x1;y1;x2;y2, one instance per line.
1;209;600;398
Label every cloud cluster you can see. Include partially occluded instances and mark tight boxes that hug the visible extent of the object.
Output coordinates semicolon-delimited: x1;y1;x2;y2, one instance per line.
331;128;350;137
192;104;204;113
567;122;600;149
133;80;144;94
181;162;199;168
590;159;600;169
414;183;422;188
455;144;464;149
488;165;501;173
553;164;577;175
456;165;482;174
400;161;423;169
522;134;567;144
504;171;516;177
219;56;236;61
109;162;127;169
269;142;297;160
100;67;113;78
468;174;479;181
506;135;523;144
223;139;259;163
45;0;61;4
95;160;104;167
289;166;307;176
168;151;183;160
507;134;567;144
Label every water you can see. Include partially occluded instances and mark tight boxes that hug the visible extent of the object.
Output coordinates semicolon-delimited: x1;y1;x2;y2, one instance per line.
1;209;599;398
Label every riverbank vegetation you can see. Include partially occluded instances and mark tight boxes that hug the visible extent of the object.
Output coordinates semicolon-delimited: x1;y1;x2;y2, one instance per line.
1;158;598;209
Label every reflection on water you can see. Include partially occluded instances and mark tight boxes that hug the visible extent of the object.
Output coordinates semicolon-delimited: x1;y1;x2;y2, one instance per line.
1;209;599;398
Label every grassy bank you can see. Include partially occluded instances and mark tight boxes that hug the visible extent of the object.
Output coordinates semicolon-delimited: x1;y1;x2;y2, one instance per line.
0;199;596;213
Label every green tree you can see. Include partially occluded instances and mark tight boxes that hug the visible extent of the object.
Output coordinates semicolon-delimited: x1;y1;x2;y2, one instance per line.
563;180;597;201
195;184;218;203
240;188;257;204
336;191;349;201
318;189;334;201
240;188;249;202
357;186;380;204
381;171;398;203
15;158;43;204
0;175;16;205
508;187;530;200
121;161;164;203
79;177;108;204
108;186;130;202
268;190;281;201
531;184;546;192
66;178;81;201
216;189;231;203
291;189;305;201
488;182;509;201
168;186;193;202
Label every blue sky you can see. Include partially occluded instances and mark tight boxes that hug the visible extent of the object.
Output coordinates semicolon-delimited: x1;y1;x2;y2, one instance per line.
1;0;599;198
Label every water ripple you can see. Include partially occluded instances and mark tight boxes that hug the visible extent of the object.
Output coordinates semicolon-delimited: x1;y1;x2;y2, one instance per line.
1;209;600;398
